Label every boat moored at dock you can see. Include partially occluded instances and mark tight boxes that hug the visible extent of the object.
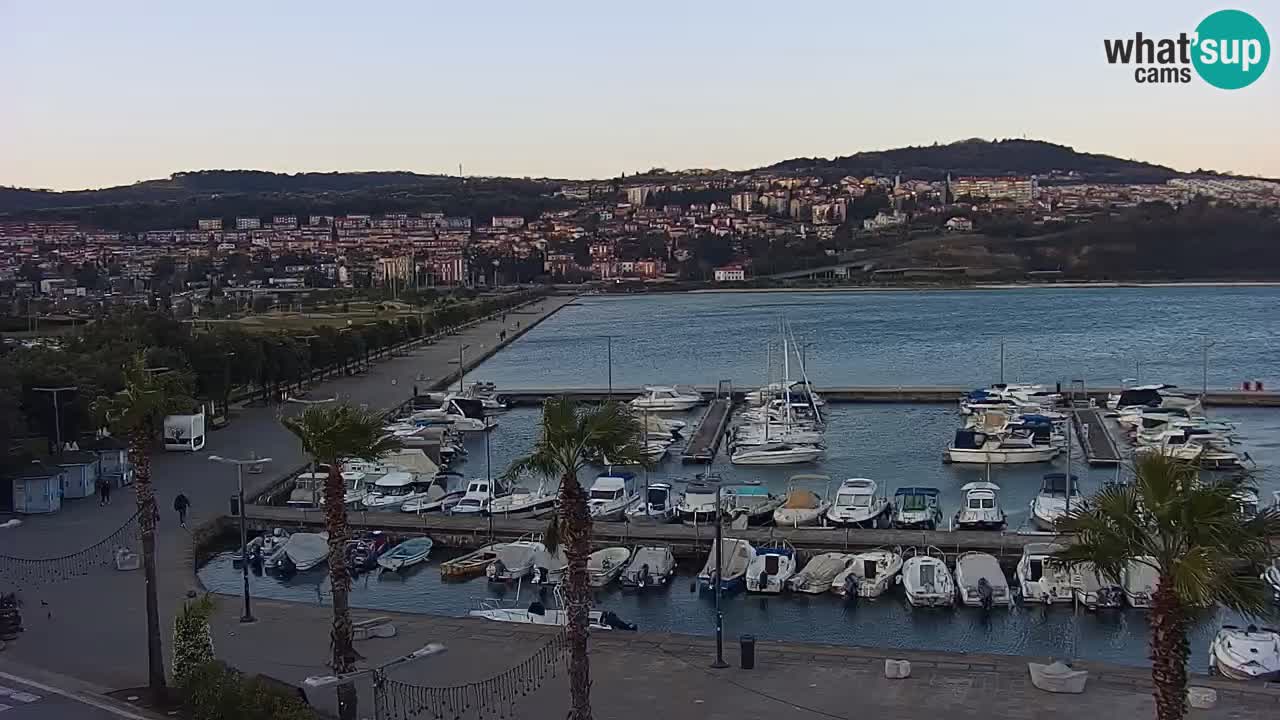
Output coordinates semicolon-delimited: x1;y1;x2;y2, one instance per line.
954;551;1011;609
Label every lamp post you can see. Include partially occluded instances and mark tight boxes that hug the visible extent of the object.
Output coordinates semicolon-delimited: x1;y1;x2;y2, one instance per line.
485;427;494;543
209;454;272;623
32;385;77;453
606;335;613;398
1196;334;1215;401
458;343;471;393
305;643;447;720
706;477;760;669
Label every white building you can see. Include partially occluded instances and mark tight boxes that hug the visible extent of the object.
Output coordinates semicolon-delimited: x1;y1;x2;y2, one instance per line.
235;217;261;230
197;218;223;231
945;216;974;232
863;212;905;231
491;216;525;229
714;265;746;282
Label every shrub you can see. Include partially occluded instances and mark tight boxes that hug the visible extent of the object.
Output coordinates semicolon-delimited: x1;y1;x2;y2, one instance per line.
172;595;216;688
182;662;315;720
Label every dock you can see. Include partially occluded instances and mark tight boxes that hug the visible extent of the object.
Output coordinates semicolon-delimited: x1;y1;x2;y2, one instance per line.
681;381;735;463
1073;407;1123;466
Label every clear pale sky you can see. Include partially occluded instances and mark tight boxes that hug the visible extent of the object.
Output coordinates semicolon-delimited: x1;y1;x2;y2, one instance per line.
2;1;1276;190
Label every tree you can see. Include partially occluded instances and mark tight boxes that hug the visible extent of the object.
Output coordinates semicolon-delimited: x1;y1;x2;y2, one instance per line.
504;398;645;720
281;404;403;720
92;353;196;702
1056;455;1280;720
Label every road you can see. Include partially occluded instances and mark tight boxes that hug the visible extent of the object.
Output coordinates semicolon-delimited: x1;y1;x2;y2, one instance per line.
0;663;161;720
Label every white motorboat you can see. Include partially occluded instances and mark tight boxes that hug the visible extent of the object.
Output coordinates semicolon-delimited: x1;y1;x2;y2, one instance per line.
297;469;371;507
892;487;943;530
746;380;826;407
1209;625;1280;681
1017;543;1073;605
627;482;678;523
643;415;686;438
1123;557;1159;609
362;471;432;509
947;429;1060;464
724;485;783;526
901;547;955;608
1110;384;1202;416
831;547;903;599
730;441;823;466
450;381;510;412
745;540;796;594
825;478;891;528
732;422;824;448
954;552;1011;609
486;539;546;583
376;537;434;572
630;386;703;412
772;474;832;527
470;602;635;631
587;547;634;588
530;545;569;586
448;478;506;516
400;484;465;514
954;481;1007;530
620;546;676;588
587;472;641;521
698;538;755;593
641;438;673;463
1135;431;1245;469
787;552;855;594
1262;558;1280;605
489;482;558;515
283;532;329;572
677;482;722;523
1071;562;1124;610
1030;473;1081;531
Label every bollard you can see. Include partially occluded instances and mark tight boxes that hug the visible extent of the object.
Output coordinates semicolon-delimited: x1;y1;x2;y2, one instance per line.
740;634;756;670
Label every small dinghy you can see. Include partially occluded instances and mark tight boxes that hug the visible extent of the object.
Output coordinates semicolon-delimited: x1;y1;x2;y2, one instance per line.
530;545;569;586
440;543;505;581
587;547;633;588
283;532;329;572
486;538;545;583
831;547;903;599
376;537;434;572
954;552;1010;609
772;475;831;527
745;540;796;594
698;538;755;593
1071;562;1124;610
901;546;955;608
1210;625;1280;681
788;553;855;594
620;546;676;589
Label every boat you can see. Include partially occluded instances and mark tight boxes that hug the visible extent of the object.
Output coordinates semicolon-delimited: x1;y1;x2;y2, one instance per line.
954;481;1006;530
1123;557;1159;609
1030;473;1081;531
642;414;686;438
891;487;943;530
450;381;510;412
400;484;465;514
470;600;636;631
1109;384;1202;415
901;547;955;608
947;429;1060;464
587;547;634;588
787;553;855;594
677;482;722;524
1071;562;1124;610
1263;557;1280;605
954;552;1011;609
409;398;496;432
530;545;569;586
1209;625;1280;681
1135;430;1246;469
773;476;832;528
448;478;506;516
489;482;558;515
1016;542;1073;604
283;532;329;572
730;441;823;466
486;539;546;583
642;439;673;463
831;547;903;599
620;546;677;588
362;471;432;509
745;540;796;594
732;422;824;448
697;538;755;593
376;537;434;572
587;472;641;521
724;485;783;526
630;386;703;412
347;531;392;572
745;380;826;408
825;478;891;528
627;482;678;523
440;543;505;580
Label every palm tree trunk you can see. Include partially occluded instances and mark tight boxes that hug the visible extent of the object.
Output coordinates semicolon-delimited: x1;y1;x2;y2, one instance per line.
128;428;166;701
1150;576;1188;720
323;464;359;720
559;472;593;720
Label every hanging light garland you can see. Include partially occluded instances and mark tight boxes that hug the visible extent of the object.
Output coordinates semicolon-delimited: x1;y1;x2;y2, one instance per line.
382;632;568;720
0;509;142;588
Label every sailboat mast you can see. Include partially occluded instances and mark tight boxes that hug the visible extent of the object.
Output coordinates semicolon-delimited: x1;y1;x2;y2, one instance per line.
782;324;793;428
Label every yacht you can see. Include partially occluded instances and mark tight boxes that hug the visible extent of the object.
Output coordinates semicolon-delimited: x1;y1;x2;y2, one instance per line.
450;381;510;412
732;422;824;448
730;441;823;466
1030;473;1081;531
1123;557;1159;609
488;482;558;515
470;601;635;632
448;478;505;516
947;429;1059;464
787;553;855;594
587;547;633;588
724;485;784;526
362;472;433;510
697;538;755;593
745;541;796;594
825;478;891;528
831;547;903;599
620;546;677;589
1209;626;1280;681
954;482;1006;530
901;547;955;608
954;552;1011;609
772;474;832;527
1072;562;1124;610
1109;384;1202;415
891;487;943;530
630;386;703;412
1135;430;1245;469
400;484;465;514
1017;543;1073;604
486;539;546;583
627;482;678;523
408;398;495;433
677;482;722;524
587;472;641;521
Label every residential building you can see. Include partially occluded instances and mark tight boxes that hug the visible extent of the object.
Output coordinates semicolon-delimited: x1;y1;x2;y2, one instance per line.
945;216;974;232
235;217;261;230
714;264;746;282
950;176;1037;205
197;218;223;231
491;216;525;229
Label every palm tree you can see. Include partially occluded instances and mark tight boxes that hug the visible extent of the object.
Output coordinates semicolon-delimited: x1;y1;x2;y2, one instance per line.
281;403;402;720
92;352;196;700
1056;454;1280;720
505;397;645;720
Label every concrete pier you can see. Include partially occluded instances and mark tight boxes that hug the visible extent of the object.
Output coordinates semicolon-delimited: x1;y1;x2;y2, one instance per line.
1074;407;1123;466
680;396;733;463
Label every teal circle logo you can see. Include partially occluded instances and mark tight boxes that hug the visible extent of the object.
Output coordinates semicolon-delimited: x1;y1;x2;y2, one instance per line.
1192;9;1270;89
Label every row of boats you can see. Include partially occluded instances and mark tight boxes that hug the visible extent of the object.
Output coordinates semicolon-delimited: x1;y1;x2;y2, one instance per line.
239;529;436;576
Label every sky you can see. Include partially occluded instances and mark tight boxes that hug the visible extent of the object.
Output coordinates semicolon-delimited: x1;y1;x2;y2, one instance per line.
1;1;1277;190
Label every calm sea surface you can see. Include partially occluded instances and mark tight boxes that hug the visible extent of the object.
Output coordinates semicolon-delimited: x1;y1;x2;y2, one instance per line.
201;288;1280;670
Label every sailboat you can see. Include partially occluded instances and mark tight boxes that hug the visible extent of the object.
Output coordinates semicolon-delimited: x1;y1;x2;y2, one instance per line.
731;326;823;466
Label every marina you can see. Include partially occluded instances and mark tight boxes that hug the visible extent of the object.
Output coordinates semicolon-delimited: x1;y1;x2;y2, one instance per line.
680;386;733;463
1073;407;1123;465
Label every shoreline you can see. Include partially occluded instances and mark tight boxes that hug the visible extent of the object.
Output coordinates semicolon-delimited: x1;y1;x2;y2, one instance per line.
655;281;1280;295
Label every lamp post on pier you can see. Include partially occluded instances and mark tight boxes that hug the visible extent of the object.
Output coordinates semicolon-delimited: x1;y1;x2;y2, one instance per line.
209;454;273;623
706;477;760;669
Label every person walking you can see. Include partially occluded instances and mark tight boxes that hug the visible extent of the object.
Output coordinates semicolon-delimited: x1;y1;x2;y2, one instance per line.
174;492;190;528
97;478;108;506
102;478;112;506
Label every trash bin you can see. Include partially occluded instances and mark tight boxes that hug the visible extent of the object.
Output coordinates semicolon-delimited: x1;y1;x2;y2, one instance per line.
740;634;755;670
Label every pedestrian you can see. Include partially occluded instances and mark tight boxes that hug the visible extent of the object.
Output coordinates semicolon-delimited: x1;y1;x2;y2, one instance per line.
97;478;108;506
102;478;112;506
174;492;190;528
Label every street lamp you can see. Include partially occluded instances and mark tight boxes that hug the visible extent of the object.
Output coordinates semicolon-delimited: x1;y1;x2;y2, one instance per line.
1195;334;1215;401
458;343;471;393
209;454;272;623
304;643;447;720
31;386;77;453
703;477;760;669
